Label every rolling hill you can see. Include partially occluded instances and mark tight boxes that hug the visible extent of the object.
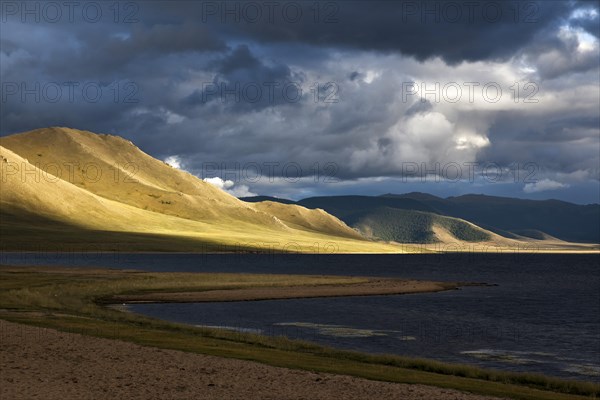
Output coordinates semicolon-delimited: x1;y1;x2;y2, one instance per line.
293;196;494;244
242;193;600;248
383;193;600;243
0;127;410;253
350;208;492;243
243;195;505;245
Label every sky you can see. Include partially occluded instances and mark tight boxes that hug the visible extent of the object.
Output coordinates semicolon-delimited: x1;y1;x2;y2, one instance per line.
1;1;599;203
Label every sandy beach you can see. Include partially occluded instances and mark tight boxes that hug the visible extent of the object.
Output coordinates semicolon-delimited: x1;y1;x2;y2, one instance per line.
0;319;507;400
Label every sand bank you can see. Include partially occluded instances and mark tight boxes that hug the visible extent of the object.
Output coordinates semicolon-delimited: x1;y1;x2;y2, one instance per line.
107;278;481;303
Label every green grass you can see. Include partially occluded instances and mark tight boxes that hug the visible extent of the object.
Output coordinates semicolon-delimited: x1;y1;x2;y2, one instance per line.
438;216;491;242
0;207;417;254
351;208;491;243
0;266;597;399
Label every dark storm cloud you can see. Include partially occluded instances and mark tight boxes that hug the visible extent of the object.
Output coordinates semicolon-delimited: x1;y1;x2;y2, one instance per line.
183;44;301;111
480;110;600;174
101;0;600;64
137;0;577;64
40;22;227;78
84;23;225;70
214;44;260;73
1;0;598;203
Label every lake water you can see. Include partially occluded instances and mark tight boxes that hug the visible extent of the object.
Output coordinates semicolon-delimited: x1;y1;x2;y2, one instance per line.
1;252;598;380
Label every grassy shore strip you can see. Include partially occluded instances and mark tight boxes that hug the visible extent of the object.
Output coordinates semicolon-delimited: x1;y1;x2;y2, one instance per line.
105;279;470;303
0;266;598;399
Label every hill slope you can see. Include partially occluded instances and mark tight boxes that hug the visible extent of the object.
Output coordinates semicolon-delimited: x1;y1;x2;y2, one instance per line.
242;194;598;249
0;128;406;253
244;195;500;245
296;196;502;245
350;208;492;243
384;193;600;243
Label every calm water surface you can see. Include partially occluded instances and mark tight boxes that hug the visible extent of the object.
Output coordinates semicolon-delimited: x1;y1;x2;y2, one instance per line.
2;252;598;380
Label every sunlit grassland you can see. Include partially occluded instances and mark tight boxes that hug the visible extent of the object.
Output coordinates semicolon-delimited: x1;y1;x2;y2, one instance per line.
0;266;598;400
0;208;422;254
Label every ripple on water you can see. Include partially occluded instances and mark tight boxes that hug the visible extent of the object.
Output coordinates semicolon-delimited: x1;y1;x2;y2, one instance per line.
460;349;600;379
563;364;600;377
194;325;263;334
461;349;554;365
274;322;399;338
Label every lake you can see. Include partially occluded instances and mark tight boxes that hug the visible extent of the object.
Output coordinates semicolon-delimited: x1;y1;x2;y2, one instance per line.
1;252;598;380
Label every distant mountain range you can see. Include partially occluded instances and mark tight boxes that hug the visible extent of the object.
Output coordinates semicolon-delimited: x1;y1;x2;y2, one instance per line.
241;193;600;244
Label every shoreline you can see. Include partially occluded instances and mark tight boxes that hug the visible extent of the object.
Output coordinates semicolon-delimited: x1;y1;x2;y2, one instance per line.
0;319;507;400
1;266;597;399
1;246;599;255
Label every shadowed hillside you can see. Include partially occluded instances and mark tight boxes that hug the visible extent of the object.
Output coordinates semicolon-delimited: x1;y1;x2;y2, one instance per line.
243;195;497;244
384;193;600;243
242;194;599;248
296;197;495;244
350;208;491;243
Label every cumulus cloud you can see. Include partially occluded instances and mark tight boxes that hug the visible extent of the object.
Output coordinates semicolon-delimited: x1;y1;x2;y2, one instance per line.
203;176;234;189
523;179;569;193
203;177;257;197
164;155;185;170
227;184;258;198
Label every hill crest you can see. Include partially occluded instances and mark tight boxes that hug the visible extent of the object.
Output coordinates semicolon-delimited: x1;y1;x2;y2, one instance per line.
1;128;394;253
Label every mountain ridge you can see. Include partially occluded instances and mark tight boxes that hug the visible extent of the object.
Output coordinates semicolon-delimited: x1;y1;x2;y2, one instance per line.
242;192;600;244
